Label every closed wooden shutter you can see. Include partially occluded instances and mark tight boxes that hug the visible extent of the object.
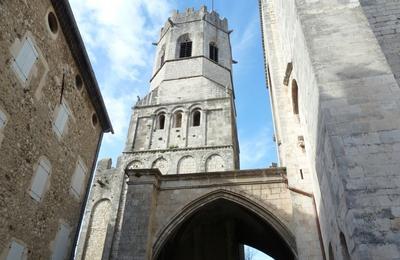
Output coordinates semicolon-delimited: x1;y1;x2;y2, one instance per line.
209;44;218;62
12;37;38;82
180;41;192;58
29;160;51;201
0;110;7;129
51;223;71;260
7;240;26;260
53;103;69;138
70;161;86;199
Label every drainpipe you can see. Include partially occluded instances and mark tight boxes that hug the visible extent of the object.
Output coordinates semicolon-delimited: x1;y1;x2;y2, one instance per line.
70;132;104;259
281;175;327;260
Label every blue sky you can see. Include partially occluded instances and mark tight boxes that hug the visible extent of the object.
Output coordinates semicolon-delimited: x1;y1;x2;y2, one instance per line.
70;1;276;258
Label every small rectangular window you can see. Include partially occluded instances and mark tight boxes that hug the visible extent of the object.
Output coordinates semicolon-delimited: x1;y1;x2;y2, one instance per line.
53;102;69;138
12;37;39;83
29;159;51;201
180;42;192;58
51;223;71;260
209;44;218;62
70;160;86;199
0;109;7;129
7;240;26;260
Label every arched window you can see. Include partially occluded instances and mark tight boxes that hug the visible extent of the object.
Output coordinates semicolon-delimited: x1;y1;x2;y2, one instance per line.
83;200;111;260
206;154;225;172
209;42;218;62
178;156;196;174
178;34;192;58
340;232;351;260
127;160;143;169
292;79;299;115
192;110;201;127
157;113;166;130
173;112;183;128
152;157;168;175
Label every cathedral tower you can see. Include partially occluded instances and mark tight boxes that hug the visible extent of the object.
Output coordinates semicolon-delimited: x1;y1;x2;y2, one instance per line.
124;6;239;174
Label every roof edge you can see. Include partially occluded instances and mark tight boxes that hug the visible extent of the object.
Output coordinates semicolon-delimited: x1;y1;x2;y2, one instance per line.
51;0;113;133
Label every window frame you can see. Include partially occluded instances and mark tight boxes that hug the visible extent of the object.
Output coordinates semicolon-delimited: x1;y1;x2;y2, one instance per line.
209;42;219;62
173;111;183;128
179;41;193;58
191;110;201;127
0;108;8;129
29;157;51;202
70;159;87;200
6;239;27;260
53;101;70;139
51;222;71;260
157;113;166;130
11;36;39;84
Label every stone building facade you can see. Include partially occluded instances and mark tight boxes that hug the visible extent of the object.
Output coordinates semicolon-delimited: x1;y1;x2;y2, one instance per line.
76;7;321;260
260;0;400;259
0;1;112;260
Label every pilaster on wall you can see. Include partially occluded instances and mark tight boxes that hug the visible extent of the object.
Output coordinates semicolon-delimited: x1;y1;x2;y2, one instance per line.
114;169;160;260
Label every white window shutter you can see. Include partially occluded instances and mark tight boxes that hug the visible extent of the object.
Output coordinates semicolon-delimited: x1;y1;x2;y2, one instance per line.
51;223;71;260
70;162;86;199
29;160;50;201
54;103;69;137
7;240;26;260
0;110;7;129
12;37;38;82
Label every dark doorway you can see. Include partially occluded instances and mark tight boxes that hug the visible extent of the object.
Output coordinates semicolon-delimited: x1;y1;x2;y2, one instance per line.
156;199;295;260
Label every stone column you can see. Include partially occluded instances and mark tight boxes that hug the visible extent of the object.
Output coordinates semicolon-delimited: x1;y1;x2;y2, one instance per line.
115;169;160;260
148;114;156;149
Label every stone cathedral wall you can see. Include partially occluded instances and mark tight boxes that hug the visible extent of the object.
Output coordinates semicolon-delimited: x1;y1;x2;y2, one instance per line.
260;0;400;259
0;1;108;259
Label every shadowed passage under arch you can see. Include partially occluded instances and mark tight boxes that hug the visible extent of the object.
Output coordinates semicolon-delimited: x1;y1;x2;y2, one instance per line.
156;198;295;260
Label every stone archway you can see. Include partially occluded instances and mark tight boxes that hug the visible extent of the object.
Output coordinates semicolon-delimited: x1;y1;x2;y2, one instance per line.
153;190;297;260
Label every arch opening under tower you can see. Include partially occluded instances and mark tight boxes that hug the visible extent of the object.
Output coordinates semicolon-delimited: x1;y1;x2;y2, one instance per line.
155;198;295;260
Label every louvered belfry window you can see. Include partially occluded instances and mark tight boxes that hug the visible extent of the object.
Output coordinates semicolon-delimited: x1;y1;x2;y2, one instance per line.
179;41;192;58
209;43;218;62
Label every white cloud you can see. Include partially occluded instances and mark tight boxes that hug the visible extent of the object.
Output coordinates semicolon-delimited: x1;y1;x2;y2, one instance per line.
240;126;276;169
70;0;174;81
232;13;259;57
69;0;175;157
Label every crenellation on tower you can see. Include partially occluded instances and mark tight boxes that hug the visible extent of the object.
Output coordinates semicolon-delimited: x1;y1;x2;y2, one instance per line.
161;6;228;39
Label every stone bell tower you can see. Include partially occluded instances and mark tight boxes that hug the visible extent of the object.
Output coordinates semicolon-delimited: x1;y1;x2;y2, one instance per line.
123;6;239;174
75;7;243;260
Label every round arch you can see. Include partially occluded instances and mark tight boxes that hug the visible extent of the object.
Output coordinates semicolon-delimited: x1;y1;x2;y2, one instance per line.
152;189;297;259
188;103;203;111
154;107;168;114
83;199;111;260
205;154;225;172
126;160;143;170
152;157;169;175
